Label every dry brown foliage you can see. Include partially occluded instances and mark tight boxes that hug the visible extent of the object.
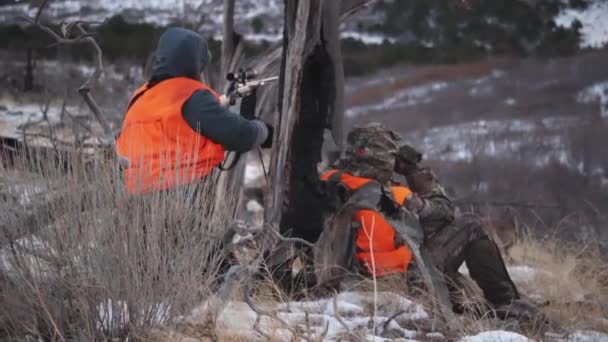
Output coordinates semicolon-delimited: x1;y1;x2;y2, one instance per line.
0;149;235;340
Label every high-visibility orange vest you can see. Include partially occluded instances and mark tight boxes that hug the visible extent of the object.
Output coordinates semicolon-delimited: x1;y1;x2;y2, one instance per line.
320;169;414;277
116;77;225;194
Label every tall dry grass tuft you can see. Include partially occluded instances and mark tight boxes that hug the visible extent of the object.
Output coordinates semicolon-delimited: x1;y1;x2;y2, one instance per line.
0;147;235;340
508;233;608;333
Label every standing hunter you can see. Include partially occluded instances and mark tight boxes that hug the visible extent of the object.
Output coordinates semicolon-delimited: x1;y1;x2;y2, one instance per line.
116;27;273;194
394;144;545;320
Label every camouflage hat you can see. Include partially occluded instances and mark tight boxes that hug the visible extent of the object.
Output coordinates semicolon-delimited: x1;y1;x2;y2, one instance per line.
397;144;423;164
342;122;401;181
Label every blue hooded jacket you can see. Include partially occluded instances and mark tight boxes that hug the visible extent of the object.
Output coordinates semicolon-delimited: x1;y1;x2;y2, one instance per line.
148;27;268;152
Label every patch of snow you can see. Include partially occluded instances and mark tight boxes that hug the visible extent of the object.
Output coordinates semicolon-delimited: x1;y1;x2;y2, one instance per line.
459;263;469;275
341;31;396;45
576;80;608;117
460;264;543;285
410;116;580;166
97;299;170;330
0;235;56;278
347;81;448;118
244;161;263;186
202;291;428;341
244;33;282;43
97;299;129;330
245;200;263;213
469;70;505;97
555;1;608;48
506;265;539;284
460;330;530;342
566;330;608;342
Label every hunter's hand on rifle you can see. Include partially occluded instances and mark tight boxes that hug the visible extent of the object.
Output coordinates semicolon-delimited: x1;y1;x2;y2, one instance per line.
219;71;278;108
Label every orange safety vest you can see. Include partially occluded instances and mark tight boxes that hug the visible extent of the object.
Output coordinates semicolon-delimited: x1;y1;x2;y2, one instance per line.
116;77;225;194
320;169;414;277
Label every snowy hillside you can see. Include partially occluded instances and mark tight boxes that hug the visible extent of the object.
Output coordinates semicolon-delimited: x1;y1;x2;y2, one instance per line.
345;50;608;169
0;0;282;38
1;0;608;48
555;0;608;49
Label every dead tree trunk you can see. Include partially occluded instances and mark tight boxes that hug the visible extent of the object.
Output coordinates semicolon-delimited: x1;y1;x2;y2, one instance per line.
266;0;345;243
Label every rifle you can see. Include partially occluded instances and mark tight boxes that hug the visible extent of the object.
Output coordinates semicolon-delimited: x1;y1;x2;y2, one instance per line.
218;69;278;174
219;70;278;108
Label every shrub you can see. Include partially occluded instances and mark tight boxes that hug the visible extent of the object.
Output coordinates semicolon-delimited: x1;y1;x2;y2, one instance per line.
0;147;234;340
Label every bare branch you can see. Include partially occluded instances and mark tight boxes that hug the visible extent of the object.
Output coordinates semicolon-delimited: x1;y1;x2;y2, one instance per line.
340;0;379;21
265;225;316;249
19;7;115;147
332;291;350;332
33;0;49;24
71;23;114;143
381;310;407;332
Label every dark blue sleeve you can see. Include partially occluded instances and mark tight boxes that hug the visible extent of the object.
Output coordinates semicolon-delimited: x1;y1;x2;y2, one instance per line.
182;89;264;152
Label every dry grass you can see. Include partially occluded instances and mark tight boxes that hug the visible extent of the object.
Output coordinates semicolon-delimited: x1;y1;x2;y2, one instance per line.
508;234;608;333
0;147;235;340
162;226;608;341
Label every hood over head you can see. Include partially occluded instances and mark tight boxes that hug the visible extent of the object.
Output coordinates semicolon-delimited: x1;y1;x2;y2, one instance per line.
151;27;210;80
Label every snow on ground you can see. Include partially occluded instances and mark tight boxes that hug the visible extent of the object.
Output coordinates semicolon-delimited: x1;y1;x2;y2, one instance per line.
468;69;505;97
460;330;530;342
0;0;282;36
96;299;170;330
408;116;579;165
577;80;608;118
460;264;543;286
555;1;608;49
0;235;55;278
341;31;396;45
0;102;64;138
239;31;397;45
566;330;608;342
347;81;449;118
194;291;428;341
504;265;540;285
244;154;266;187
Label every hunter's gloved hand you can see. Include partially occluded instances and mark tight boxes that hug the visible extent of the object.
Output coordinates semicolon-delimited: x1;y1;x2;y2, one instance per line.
395;144;422;176
405;193;425;214
261;122;274;149
405;167;434;195
236;85;254;97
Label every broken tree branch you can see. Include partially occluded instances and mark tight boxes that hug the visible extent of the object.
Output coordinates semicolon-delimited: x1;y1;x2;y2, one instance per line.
70;22;114;144
19;7;114;146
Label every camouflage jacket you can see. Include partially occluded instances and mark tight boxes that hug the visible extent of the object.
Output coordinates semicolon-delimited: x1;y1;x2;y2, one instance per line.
397;166;455;238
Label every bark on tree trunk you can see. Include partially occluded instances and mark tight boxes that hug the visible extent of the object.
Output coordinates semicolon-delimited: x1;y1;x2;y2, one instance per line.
266;0;345;243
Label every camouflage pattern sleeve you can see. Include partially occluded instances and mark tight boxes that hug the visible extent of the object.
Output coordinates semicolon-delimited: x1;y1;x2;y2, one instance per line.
405;166;455;236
